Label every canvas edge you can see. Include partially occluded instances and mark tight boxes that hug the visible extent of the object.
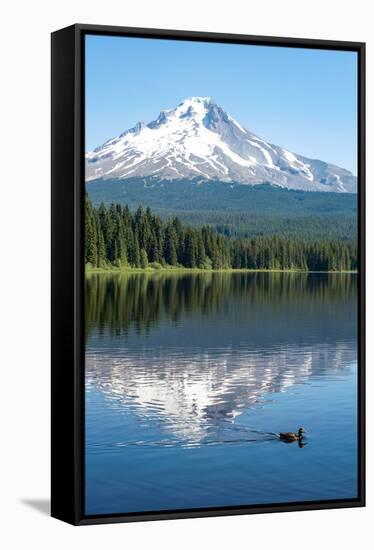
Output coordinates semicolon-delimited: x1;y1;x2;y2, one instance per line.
51;24;82;525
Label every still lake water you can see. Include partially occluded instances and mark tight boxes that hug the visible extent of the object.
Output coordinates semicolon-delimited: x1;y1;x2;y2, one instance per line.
85;272;358;515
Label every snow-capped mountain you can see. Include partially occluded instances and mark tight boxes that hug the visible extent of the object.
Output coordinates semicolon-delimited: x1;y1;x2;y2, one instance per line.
86;97;357;193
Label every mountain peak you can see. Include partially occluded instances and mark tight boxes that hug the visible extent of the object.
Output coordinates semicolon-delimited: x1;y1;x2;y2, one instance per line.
86;98;357;193
174;96;218;120
179;96;214;106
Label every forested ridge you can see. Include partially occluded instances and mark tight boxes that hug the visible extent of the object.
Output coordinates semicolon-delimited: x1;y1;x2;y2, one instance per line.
85;195;357;271
87;179;357;241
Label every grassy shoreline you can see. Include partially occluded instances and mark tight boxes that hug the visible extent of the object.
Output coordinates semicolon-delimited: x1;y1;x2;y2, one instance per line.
85;265;357;275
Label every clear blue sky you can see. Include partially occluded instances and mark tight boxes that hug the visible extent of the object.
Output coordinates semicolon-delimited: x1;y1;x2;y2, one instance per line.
85;35;358;174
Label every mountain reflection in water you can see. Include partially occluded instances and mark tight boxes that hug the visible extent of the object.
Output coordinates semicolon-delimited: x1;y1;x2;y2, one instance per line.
85;272;357;448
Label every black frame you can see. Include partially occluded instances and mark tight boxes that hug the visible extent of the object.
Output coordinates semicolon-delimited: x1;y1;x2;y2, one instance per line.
51;23;366;526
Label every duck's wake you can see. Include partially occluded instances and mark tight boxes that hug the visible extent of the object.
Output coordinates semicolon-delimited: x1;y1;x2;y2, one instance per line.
89;423;281;450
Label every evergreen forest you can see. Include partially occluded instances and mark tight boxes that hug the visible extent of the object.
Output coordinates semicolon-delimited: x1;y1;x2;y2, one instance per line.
85;195;357;272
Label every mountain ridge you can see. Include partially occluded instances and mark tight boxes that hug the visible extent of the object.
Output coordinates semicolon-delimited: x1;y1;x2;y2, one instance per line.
86;97;357;193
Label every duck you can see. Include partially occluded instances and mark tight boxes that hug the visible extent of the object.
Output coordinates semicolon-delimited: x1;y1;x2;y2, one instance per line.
278;427;306;442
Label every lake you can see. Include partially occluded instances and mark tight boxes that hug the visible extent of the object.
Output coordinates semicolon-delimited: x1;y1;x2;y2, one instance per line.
85;271;358;515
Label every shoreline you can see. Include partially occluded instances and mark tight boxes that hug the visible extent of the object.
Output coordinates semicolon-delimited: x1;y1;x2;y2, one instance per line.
85;266;357;275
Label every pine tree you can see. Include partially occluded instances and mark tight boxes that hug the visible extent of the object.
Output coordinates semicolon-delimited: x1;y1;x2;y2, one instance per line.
196;233;206;268
140;248;148;269
184;229;197;268
85;194;97;266
133;233;141;267
96;218;106;267
164;223;178;266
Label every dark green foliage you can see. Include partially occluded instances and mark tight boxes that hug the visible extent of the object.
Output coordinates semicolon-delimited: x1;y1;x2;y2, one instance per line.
84;194;97;265
87;179;357;242
140;248;148;269
164;223;178;266
85;194;357;272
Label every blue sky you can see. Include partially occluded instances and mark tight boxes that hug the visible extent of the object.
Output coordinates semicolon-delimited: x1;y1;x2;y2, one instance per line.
85;35;358;174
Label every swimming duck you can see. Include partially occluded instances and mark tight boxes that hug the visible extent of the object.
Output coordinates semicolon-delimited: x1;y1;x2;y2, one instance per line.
278;427;305;442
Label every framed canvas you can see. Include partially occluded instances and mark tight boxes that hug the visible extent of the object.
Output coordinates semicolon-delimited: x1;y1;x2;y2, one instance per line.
51;24;365;525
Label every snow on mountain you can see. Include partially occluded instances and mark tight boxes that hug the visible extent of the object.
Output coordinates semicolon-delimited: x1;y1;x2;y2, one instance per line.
86;96;357;193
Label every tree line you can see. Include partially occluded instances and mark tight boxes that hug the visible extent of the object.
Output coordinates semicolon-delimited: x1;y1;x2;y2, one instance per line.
85;195;357;271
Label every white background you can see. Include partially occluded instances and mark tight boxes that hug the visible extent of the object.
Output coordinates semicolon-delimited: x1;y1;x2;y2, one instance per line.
0;1;371;548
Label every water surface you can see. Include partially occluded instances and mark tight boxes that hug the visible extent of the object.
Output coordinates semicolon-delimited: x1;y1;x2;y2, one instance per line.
85;272;358;515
